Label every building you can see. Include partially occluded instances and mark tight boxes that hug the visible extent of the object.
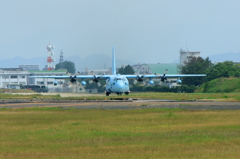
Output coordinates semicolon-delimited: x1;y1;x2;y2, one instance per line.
0;68;30;88
80;67;111;75
19;64;40;71
133;63;179;75
28;70;67;89
132;63;180;87
179;49;200;66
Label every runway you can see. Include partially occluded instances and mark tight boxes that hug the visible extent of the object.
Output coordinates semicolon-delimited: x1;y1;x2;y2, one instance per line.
0;99;240;110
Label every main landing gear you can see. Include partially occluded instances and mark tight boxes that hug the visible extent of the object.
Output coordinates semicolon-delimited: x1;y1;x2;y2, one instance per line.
105;91;130;96
106;92;110;96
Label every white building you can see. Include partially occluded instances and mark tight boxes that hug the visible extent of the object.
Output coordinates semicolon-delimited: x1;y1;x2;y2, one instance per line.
19;64;40;71
180;49;200;66
0;68;74;92
28;70;67;89
0;68;29;88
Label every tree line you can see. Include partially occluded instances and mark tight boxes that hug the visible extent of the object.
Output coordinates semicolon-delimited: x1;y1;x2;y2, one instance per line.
180;57;240;86
55;61;76;74
54;57;240;93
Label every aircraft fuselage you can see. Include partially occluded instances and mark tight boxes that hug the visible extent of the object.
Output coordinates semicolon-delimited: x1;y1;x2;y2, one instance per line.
105;75;130;96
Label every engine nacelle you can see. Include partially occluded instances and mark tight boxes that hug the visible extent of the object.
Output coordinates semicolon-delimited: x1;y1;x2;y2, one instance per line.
81;81;86;86
148;80;154;85
177;79;182;84
53;81;58;86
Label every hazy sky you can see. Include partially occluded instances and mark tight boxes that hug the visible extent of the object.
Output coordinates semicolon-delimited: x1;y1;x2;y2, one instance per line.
1;0;240;63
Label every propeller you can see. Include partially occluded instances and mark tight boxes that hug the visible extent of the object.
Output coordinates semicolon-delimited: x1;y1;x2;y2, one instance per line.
93;75;100;83
132;75;144;85
133;80;138;85
141;80;146;86
159;81;162;86
137;75;144;82
70;75;77;83
62;76;77;87
88;80;93;84
66;71;71;75
87;75;102;87
97;82;102;87
155;69;168;85
161;69;168;82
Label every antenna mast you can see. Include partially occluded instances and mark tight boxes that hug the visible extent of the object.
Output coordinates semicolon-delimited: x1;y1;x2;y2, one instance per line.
46;44;55;70
59;50;64;69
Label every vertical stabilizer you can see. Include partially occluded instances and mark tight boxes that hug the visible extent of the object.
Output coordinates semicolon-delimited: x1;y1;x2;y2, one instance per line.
112;47;116;75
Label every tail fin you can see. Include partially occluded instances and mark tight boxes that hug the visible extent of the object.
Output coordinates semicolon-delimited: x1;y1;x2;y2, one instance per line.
112;46;116;75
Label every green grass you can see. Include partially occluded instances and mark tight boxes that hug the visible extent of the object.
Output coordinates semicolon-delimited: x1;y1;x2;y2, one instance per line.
0;108;240;158
0;93;60;99
196;77;240;93
0;88;35;94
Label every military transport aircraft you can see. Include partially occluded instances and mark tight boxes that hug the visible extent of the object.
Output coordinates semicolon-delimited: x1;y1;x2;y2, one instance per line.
29;47;206;96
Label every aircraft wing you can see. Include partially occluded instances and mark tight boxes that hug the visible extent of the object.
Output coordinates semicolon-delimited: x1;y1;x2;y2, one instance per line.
124;74;206;78
29;74;206;79
29;75;112;79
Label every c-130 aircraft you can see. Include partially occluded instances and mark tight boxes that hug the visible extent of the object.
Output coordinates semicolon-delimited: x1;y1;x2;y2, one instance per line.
30;47;206;96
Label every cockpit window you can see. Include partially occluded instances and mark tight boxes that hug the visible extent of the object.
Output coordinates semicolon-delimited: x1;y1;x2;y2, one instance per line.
114;78;123;81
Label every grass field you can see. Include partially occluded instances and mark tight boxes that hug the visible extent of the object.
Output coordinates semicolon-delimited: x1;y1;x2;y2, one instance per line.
0;89;35;94
196;77;240;93
0;108;240;159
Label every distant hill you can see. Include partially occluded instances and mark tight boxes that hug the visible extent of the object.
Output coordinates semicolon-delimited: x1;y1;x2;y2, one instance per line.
0;54;134;72
1;52;239;72
206;52;240;62
65;54;134;72
196;77;240;93
0;56;46;69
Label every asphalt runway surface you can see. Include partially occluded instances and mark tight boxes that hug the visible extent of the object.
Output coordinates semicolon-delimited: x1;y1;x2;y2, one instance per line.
1;99;240;110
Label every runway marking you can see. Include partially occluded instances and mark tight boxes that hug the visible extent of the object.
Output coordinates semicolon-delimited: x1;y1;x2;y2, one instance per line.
0;102;94;108
28;103;94;108
0;103;45;107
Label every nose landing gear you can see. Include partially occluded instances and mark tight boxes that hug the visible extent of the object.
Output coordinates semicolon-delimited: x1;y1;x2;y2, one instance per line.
105;91;110;96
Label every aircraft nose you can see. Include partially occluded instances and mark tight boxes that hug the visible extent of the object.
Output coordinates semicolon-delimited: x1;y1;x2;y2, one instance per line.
115;81;128;92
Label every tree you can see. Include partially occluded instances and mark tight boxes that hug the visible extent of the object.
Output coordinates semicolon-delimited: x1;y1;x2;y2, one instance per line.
179;57;213;86
118;65;135;74
205;61;240;81
55;60;76;74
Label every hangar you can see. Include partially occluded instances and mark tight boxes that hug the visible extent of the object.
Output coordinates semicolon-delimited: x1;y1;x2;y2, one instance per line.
132;63;179;75
131;63;180;87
